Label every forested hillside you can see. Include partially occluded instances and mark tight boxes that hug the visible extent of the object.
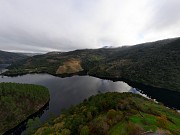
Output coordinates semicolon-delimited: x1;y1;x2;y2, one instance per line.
86;38;180;91
0;83;49;134
4;37;180;91
0;50;28;64
33;92;180;135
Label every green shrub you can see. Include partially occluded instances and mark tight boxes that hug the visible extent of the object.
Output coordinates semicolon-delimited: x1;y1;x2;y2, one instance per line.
107;109;117;120
80;125;89;135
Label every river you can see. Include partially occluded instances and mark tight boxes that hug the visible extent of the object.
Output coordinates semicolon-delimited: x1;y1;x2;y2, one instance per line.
0;68;180;134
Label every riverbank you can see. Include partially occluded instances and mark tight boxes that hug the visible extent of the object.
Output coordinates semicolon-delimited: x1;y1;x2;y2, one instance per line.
0;83;50;135
3;101;49;135
34;92;180;135
3;70;180;93
1;73;180;134
2;71;180;110
3;38;180;93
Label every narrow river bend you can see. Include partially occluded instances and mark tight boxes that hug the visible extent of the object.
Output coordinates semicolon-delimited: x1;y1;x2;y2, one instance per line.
0;73;180;134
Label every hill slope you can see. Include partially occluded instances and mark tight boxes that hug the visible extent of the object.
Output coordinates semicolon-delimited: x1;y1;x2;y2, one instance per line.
4;37;180;91
87;38;180;91
0;50;28;64
0;82;50;134
33;92;180;135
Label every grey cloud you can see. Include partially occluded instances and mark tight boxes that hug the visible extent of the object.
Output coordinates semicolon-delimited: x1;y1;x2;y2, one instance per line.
0;28;79;52
145;0;180;31
0;0;180;52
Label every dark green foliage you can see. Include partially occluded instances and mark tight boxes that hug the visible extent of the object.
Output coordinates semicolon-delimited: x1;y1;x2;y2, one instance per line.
0;50;28;64
0;82;50;134
80;125;89;135
5;37;180;91
34;92;180;135
25;117;42;135
85;38;180;91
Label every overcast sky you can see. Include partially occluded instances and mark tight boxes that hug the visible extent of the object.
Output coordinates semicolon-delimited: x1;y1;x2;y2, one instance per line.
0;0;180;53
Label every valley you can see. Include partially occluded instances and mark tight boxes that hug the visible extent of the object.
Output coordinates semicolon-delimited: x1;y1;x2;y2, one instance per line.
4;37;180;92
0;50;28;64
0;37;180;135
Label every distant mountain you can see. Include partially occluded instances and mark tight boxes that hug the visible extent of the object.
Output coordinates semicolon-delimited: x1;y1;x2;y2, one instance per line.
46;51;62;55
5;37;180;91
18;52;43;57
0;50;29;64
102;45;114;48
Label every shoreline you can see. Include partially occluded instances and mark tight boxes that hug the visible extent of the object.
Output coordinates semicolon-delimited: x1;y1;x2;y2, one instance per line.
2;70;179;93
1;72;180;134
3;100;50;135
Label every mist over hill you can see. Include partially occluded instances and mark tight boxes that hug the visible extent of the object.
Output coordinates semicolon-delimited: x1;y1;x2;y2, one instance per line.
0;50;29;64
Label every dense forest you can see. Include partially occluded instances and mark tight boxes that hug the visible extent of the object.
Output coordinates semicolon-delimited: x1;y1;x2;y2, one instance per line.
33;92;180;135
1;38;180;135
4;37;180;91
0;50;28;64
0;82;49;134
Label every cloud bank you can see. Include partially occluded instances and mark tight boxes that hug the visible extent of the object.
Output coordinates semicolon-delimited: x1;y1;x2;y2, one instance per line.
0;0;180;52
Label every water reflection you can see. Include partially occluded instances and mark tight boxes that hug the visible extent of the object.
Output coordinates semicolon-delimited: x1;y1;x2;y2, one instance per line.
0;74;134;121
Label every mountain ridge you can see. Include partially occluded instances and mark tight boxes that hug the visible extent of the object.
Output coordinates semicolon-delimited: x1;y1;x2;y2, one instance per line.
0;50;29;64
4;37;180;92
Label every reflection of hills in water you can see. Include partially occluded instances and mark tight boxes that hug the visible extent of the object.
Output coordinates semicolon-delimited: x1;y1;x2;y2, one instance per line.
0;74;180;134
97;79;133;93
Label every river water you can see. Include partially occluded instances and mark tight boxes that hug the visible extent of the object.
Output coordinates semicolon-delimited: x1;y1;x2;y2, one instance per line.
0;74;137;121
0;66;180;134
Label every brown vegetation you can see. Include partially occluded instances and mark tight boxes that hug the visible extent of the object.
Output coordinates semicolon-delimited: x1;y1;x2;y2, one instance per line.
56;59;83;74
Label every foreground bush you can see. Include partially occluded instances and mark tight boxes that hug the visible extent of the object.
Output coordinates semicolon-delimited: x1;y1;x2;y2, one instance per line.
34;92;180;135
